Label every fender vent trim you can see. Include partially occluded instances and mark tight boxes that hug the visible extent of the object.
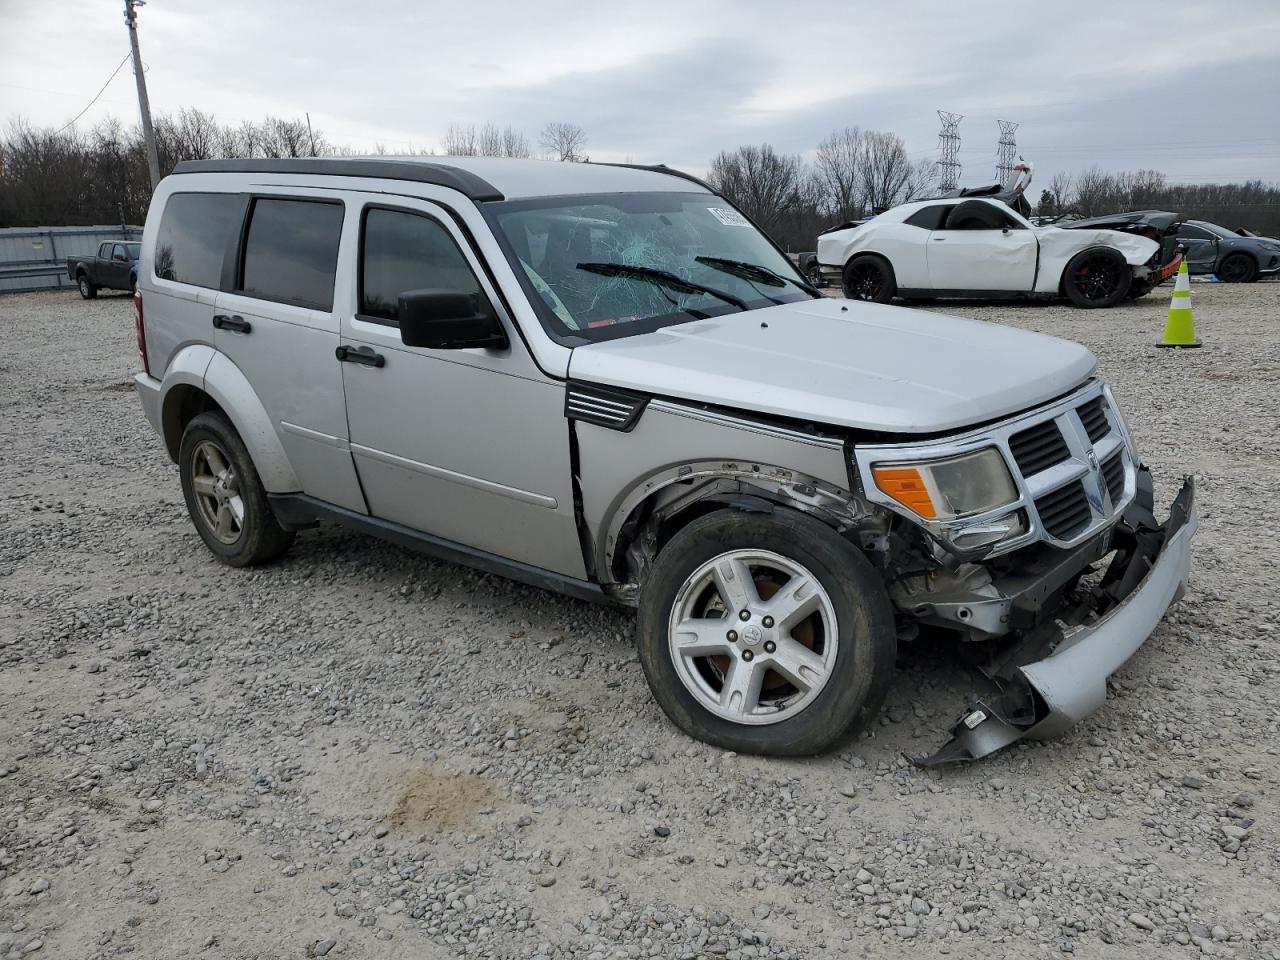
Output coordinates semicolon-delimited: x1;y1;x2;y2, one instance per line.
565;382;649;432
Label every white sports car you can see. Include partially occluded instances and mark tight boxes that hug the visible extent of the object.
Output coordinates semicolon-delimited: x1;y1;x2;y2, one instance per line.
816;196;1184;309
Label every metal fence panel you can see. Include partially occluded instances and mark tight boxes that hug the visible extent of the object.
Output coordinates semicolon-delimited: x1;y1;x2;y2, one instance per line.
0;225;143;294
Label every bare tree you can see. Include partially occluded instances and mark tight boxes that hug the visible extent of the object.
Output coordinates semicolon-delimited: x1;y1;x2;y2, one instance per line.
707;144;805;237
539;122;587;162
859;131;918;212
1048;171;1075;213
813;126;865;220
442;123;479;156
443;123;530;158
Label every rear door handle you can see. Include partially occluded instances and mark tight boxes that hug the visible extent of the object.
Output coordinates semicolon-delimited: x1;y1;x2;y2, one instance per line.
335;345;385;368
212;314;251;334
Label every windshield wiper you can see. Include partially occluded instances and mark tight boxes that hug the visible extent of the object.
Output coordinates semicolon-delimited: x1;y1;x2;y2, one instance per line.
695;256;821;298
576;262;749;311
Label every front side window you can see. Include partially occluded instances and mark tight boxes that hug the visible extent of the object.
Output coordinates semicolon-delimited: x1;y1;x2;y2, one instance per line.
154;192;241;288
359;207;483;323
487;192;811;341
240;198;344;310
1178;224;1214;242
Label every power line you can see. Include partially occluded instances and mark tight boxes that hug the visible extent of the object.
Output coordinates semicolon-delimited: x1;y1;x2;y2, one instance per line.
52;53;132;135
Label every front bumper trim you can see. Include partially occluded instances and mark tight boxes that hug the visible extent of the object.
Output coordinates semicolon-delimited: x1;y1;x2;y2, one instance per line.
918;477;1196;765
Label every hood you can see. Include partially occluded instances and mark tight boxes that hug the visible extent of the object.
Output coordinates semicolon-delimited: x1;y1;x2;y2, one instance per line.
567;298;1097;435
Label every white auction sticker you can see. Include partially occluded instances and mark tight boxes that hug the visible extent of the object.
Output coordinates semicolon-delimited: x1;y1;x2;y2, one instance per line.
707;207;750;227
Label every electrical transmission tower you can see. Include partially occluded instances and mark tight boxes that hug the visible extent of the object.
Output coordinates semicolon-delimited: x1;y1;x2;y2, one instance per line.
936;111;963;192
996;120;1019;186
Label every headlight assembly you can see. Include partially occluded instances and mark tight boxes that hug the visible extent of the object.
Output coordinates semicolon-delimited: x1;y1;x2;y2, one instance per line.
870;448;1017;521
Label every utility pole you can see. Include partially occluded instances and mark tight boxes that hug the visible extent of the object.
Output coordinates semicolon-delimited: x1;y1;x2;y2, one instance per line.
306;113;317;157
124;0;161;190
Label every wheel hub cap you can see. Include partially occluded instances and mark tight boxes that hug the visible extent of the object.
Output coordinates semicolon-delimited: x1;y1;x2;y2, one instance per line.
667;549;838;726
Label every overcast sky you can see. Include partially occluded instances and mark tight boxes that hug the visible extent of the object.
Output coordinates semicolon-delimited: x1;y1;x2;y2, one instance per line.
2;0;1278;187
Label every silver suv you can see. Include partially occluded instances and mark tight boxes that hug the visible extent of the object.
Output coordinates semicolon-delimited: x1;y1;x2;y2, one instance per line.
132;157;1196;763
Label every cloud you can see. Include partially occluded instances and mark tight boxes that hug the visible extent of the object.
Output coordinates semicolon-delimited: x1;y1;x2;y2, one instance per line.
1;0;1277;184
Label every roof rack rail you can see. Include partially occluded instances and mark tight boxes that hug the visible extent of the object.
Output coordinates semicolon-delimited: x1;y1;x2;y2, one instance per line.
170;158;504;202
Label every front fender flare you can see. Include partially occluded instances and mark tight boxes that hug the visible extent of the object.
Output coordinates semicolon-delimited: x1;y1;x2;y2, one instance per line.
598;460;865;583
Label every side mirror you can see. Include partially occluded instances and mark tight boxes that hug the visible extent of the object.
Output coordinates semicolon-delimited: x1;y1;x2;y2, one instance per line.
396;289;508;351
114;253;128;262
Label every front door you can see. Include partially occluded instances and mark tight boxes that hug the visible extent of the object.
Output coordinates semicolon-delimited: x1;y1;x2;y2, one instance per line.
1175;224;1219;274
107;244;132;288
927;208;1038;291
338;198;585;579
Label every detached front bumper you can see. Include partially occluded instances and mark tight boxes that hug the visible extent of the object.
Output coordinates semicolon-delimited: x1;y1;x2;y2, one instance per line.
919;477;1197;765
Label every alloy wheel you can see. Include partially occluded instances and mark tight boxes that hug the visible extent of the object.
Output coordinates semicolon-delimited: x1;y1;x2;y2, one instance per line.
1070;253;1123;303
845;261;884;300
667;549;838;725
190;439;245;544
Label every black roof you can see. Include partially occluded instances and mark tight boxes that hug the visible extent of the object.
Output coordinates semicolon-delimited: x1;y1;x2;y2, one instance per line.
170;158;505;201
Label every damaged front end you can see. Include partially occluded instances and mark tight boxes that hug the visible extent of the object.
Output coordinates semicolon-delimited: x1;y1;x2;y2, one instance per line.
915;473;1196;765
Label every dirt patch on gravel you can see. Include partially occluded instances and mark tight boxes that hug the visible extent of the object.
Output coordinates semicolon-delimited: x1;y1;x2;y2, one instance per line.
388;766;495;833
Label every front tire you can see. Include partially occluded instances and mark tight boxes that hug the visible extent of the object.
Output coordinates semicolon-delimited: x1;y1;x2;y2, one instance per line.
77;275;97;299
179;411;295;567
842;255;897;303
806;263;826;289
1217;252;1258;283
637;508;896;756
1063;248;1131;308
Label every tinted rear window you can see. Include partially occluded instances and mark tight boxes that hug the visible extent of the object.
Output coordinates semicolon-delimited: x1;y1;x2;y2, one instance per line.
240;198;344;310
154;193;241;288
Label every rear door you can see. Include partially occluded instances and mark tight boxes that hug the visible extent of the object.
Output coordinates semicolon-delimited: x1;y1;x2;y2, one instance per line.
926;201;1038;291
211;194;367;513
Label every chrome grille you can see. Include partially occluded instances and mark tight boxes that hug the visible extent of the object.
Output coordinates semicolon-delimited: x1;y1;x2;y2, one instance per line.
1008;420;1070;476
1034;481;1092;540
854;382;1136;556
1101;451;1125;503
1076;396;1109;443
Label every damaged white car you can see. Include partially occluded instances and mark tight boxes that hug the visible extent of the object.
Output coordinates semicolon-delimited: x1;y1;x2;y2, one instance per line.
817;183;1184;309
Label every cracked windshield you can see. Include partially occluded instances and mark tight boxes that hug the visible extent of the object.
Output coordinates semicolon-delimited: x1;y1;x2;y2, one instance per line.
492;191;812;338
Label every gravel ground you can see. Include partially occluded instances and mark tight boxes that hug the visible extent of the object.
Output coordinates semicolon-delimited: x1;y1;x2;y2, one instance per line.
1;282;1278;960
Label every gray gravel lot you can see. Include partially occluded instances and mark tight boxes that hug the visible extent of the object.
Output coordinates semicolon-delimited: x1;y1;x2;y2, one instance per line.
1;282;1279;960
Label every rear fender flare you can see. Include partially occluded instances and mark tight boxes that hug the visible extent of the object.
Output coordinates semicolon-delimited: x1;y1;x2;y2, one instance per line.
201;351;301;493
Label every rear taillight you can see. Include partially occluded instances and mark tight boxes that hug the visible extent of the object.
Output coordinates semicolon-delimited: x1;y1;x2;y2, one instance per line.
134;290;150;376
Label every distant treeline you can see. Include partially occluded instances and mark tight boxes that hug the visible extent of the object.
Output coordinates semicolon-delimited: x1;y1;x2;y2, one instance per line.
2;110;1276;249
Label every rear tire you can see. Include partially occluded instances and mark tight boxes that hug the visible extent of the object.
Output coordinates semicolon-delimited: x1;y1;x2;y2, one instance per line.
179;411;295;567
1063;248;1131;308
637;508;896;756
1216;252;1257;283
77;275;97;300
842;255;897;303
806;263;826;289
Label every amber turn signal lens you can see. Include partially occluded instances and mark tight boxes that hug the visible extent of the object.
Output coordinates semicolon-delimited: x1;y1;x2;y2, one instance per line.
872;466;937;519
